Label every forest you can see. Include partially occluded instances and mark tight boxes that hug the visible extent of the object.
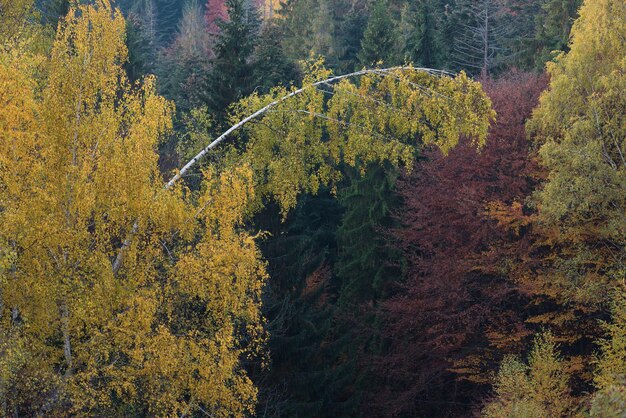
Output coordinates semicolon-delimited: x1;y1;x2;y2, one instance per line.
0;0;624;416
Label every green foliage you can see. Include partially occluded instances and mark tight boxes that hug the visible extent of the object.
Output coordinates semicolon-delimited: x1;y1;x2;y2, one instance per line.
532;0;581;70
358;0;399;67
336;164;402;303
251;22;301;93
527;0;626;305
595;290;626;391
205;0;260;125
398;0;441;67
157;0;211;112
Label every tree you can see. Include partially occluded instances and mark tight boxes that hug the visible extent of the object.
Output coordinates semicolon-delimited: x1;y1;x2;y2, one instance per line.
1;1;496;413
251;21;301;93
157;0;212;112
595;290;626;391
0;0;39;44
0;2;266;415
374;71;546;416
482;332;573;418
448;0;516;77
398;0;441;67
36;0;70;26
532;0;581;69
336;164;402;304
517;0;626;355
205;0;260;126
358;0;399;67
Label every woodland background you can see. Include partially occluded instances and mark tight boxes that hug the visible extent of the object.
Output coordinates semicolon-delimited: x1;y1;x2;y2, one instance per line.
0;0;624;416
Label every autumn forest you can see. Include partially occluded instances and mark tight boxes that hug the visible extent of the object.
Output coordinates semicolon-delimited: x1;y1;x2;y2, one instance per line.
0;0;624;416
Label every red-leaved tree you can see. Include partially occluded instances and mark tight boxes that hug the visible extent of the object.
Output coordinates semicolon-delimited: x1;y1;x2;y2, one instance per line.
371;71;548;417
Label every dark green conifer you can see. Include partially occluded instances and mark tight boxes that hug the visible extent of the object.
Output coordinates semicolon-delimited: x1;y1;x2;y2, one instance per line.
205;0;260;125
251;22;301;93
358;0;399;66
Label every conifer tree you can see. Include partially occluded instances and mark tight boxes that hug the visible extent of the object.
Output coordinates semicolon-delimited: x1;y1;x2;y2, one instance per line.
336;164;402;304
251;21;300;93
398;0;440;67
205;0;260;125
158;0;211;111
532;0;581;69
358;0;399;66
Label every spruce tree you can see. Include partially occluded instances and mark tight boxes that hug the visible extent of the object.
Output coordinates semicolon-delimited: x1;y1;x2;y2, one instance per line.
399;0;440;67
205;0;260;126
358;0;399;67
251;22;300;93
157;0;211;111
532;0;581;69
336;164;403;304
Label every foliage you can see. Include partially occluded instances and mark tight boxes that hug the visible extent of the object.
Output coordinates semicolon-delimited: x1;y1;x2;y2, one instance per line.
531;0;581;70
157;0;212;112
373;71;545;416
0;2;266;415
231;60;494;217
398;0;441;67
482;332;573;418
595;290;626;391
251;21;301;94
590;385;626;418
513;0;626;352
358;0;400;67
205;0;261;126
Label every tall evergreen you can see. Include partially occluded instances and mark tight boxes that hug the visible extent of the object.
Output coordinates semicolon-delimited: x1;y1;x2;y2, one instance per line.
358;0;400;67
398;0;441;67
279;0;367;72
532;0;581;69
205;0;260;125
157;0;211;111
335;165;403;304
253;193;345;416
251;22;301;93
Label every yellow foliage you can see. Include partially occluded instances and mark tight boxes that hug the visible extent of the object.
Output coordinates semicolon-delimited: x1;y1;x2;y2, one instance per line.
0;2;494;415
483;332;574;418
527;0;625;301
0;2;266;416
230;60;494;216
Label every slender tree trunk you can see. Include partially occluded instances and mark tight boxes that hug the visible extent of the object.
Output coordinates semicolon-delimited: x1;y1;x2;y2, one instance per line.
60;302;72;377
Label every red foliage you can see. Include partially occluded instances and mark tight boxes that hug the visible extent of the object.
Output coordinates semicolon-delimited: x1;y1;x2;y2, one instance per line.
205;0;228;35
371;71;548;417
